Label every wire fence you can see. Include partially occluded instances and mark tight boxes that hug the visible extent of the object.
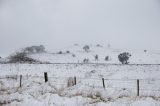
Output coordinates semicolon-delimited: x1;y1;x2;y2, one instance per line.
1;74;160;94
1;63;160;65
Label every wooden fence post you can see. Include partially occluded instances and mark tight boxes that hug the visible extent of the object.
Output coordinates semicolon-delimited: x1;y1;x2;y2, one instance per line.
74;76;77;85
20;75;22;87
44;72;48;82
102;78;105;89
137;79;139;96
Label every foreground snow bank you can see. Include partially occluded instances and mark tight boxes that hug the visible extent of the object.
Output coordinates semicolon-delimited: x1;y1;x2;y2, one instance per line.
1;81;160;106
1;64;160;106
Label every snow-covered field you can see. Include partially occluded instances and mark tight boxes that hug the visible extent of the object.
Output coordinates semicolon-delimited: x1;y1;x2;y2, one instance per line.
29;45;160;64
1;64;160;106
1;45;160;106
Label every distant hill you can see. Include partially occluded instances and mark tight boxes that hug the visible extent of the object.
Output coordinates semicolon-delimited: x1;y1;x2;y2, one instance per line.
27;44;160;64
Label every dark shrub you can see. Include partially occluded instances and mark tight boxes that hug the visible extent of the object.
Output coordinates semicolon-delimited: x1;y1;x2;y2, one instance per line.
95;54;98;61
105;56;109;61
8;52;38;63
83;45;90;52
72;54;76;57
66;51;70;53
144;50;147;52
57;51;63;54
24;45;45;54
118;52;131;64
83;58;89;63
96;44;102;47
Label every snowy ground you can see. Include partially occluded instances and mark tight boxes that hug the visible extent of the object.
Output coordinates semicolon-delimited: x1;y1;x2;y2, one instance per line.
1;64;160;106
29;45;160;64
1;45;160;105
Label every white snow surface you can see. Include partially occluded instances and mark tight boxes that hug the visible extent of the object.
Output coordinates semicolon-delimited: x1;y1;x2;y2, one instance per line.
29;45;160;64
1;45;160;106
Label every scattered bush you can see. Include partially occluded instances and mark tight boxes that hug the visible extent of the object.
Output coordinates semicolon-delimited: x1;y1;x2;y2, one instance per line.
66;51;70;53
24;45;45;54
8;52;38;63
57;51;63;54
144;50;147;52
105;56;109;61
83;58;89;63
72;54;76;57
83;45;90;52
95;54;98;61
96;44;102;47
118;52;131;64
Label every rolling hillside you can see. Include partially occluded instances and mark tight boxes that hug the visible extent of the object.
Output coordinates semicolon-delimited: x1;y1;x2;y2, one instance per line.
29;44;160;64
1;45;160;106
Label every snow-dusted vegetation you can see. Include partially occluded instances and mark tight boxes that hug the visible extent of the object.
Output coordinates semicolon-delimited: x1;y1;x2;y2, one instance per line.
27;45;160;64
1;0;160;105
1;44;160;105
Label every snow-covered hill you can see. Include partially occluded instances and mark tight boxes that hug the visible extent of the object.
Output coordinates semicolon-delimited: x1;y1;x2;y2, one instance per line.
29;44;160;64
1;45;160;106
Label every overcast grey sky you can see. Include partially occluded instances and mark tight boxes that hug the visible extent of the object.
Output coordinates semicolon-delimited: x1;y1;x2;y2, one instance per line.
0;0;160;55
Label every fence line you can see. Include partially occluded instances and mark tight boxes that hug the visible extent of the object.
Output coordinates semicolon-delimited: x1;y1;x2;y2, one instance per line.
1;75;160;81
1;74;160;94
1;63;160;65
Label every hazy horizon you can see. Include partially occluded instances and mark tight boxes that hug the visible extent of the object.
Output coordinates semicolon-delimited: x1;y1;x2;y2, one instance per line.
0;0;160;56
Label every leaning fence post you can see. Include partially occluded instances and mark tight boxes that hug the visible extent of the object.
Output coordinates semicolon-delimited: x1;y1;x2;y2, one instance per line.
44;72;48;82
20;75;22;87
137;79;139;96
102;78;105;89
74;76;77;85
